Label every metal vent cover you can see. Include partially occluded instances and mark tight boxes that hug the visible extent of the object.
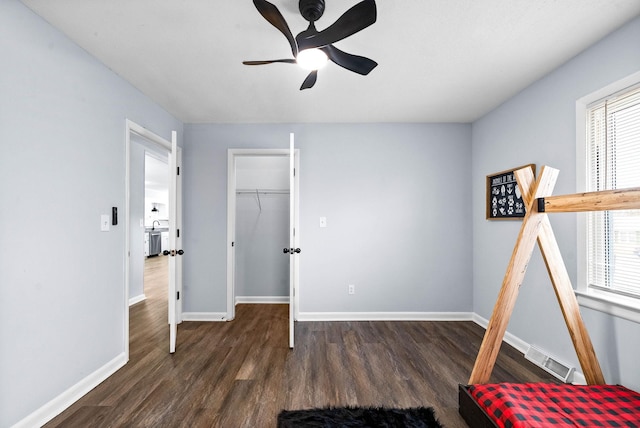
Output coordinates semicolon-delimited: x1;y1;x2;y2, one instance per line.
525;345;575;383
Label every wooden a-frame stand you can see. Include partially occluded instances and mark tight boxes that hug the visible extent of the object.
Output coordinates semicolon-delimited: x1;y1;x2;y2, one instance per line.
469;165;640;385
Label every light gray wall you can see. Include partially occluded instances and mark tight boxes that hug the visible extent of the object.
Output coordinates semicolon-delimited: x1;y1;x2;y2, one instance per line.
472;16;640;390
236;156;290;190
183;123;473;314
0;1;183;426
236;193;290;298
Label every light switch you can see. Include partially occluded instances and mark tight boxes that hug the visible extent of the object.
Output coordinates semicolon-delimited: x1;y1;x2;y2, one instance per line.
319;217;327;228
101;214;110;232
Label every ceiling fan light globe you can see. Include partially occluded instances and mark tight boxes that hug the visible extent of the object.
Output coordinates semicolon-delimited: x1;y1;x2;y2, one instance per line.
297;48;328;70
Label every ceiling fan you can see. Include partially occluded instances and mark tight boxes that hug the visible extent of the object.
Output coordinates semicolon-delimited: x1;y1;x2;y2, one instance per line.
243;0;378;90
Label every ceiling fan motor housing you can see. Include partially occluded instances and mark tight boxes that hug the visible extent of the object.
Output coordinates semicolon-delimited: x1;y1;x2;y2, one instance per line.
299;0;325;22
245;0;378;90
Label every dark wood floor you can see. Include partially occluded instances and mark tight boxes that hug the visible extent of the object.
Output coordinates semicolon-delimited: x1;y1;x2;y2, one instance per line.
45;256;557;427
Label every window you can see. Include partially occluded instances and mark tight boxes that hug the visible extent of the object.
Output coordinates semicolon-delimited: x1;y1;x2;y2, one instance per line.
584;84;640;304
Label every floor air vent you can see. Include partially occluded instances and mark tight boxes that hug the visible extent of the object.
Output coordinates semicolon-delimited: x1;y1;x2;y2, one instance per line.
525;345;575;383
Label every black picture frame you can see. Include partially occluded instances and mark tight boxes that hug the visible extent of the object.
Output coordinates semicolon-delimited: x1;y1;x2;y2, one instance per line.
486;164;535;220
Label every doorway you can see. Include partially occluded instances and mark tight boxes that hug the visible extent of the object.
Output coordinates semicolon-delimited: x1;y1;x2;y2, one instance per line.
143;152;169;299
235;156;290;304
125;120;181;358
129;147;170;303
226;148;300;324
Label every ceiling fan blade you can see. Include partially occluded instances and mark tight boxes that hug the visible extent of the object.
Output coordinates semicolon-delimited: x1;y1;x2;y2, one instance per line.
297;0;376;50
300;70;318;90
252;0;298;57
321;45;377;75
243;59;297;65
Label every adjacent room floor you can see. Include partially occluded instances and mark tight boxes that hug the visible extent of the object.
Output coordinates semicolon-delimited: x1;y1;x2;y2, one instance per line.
45;256;557;427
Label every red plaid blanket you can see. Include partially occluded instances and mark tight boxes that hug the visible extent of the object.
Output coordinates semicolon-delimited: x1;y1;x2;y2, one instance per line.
468;383;640;427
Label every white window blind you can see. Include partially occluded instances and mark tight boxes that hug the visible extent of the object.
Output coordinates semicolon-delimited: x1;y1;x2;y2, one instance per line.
586;85;640;299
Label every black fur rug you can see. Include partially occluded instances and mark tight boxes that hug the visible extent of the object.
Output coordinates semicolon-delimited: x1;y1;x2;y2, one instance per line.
277;406;442;427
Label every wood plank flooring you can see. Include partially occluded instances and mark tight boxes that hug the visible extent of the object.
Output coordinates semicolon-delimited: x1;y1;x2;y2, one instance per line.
45;256;557;427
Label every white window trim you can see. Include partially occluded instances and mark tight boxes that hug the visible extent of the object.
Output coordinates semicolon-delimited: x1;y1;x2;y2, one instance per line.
576;70;640;325
575;289;640;324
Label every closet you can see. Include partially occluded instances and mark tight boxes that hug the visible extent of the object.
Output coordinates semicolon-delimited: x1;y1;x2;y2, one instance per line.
234;156;290;304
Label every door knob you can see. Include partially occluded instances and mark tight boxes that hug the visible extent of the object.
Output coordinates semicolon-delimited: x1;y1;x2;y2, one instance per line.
163;250;170;256
294;248;301;253
177;249;184;255
283;248;290;254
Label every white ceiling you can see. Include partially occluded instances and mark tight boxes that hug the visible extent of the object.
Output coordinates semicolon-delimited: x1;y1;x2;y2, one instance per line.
21;0;640;124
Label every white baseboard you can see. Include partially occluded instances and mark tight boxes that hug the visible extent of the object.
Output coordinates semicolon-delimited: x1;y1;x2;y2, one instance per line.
235;296;289;305
472;313;529;354
181;312;228;321
471;313;586;384
128;294;146;306
12;353;127;428
297;311;475;322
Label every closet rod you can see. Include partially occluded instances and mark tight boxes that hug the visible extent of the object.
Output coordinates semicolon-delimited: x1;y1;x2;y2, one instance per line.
256;189;262;211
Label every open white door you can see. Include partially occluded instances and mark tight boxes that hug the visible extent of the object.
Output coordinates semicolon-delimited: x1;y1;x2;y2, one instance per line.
168;131;183;353
288;133;300;348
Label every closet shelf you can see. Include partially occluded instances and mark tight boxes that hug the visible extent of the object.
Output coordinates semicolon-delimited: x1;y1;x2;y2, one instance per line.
235;189;290;194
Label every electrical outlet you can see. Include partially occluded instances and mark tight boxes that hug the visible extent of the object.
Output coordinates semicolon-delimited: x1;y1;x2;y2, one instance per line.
348;284;355;295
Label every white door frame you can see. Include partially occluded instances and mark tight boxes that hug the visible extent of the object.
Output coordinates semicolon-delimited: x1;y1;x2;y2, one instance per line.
125;119;180;359
226;148;300;321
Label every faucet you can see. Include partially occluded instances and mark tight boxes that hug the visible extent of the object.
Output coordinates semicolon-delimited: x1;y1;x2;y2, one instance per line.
152;220;161;230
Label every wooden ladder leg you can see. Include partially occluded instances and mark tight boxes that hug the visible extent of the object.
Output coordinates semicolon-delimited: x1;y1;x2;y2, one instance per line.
469;166;557;384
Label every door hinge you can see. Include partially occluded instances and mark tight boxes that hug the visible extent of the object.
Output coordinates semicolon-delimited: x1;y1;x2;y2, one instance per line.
177;166;180;175
293;168;296;177
232;241;235;247
177;291;180;300
177;229;180;238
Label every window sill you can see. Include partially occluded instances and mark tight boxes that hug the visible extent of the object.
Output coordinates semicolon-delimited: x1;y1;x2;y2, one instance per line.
575;290;640;324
